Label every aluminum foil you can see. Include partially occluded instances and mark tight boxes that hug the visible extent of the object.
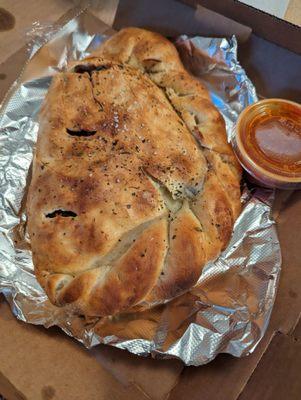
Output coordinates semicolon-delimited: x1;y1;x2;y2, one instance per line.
0;11;281;366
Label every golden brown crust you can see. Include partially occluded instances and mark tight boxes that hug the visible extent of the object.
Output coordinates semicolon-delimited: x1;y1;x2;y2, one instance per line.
146;202;206;303
27;27;242;317
41;218;168;316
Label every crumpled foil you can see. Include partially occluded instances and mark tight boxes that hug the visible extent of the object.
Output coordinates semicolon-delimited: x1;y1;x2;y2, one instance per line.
0;11;281;366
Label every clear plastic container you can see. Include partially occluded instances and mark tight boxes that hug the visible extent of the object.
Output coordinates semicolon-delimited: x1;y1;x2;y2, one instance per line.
232;98;301;190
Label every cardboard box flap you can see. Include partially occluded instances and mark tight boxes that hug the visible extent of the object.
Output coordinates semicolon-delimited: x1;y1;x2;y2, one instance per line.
182;0;301;54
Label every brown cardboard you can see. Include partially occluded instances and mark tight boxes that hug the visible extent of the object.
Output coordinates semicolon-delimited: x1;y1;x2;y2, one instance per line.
0;0;301;399
183;0;301;54
238;322;301;400
90;346;182;400
114;0;252;41
0;296;182;400
0;296;147;400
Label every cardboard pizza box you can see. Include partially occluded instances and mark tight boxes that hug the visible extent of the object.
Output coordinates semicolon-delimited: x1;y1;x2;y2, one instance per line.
0;1;300;399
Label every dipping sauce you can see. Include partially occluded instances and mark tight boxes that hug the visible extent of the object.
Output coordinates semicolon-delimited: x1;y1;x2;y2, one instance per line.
233;99;301;189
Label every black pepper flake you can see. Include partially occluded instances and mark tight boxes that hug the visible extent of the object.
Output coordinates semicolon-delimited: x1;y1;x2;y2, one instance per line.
140;253;145;257
172;235;177;240
126;204;131;209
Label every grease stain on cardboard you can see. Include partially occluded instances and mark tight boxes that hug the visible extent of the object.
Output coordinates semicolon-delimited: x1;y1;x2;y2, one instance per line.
41;386;56;400
0;8;15;31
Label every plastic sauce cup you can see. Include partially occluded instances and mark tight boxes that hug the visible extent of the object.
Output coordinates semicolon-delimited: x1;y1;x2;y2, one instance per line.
232;99;301;190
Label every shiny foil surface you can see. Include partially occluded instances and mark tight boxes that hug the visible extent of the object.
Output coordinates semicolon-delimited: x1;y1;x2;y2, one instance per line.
0;11;281;366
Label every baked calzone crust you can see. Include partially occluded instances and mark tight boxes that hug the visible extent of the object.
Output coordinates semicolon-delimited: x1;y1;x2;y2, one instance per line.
27;28;241;317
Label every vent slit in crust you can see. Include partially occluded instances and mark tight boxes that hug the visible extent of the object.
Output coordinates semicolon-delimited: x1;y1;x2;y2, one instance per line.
45;210;77;218
66;128;96;137
73;64;110;74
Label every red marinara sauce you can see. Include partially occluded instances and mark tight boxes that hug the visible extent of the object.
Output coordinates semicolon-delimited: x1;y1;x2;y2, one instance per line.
233;99;301;189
